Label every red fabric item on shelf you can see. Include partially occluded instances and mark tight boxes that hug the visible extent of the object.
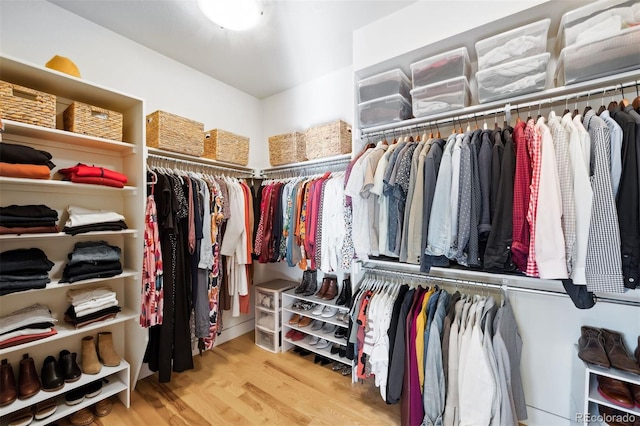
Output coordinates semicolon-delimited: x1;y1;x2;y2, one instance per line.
0;328;57;349
0;162;51;179
58;163;128;184
0;225;59;235
69;175;125;188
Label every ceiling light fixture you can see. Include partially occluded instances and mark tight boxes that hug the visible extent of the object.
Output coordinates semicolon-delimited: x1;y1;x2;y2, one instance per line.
197;0;262;31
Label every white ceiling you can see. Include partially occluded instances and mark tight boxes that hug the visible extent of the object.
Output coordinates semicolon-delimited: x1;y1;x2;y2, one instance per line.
48;0;414;99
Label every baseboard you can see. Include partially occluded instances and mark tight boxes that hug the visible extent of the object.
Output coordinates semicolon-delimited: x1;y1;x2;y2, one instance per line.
522;406;572;426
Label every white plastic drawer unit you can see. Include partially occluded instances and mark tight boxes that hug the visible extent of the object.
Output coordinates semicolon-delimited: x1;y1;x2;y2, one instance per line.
256;288;276;310
255;328;278;353
256;309;278;330
411;76;471;118
475;19;550;71
410;47;471;89
358;94;412;128
476;53;551;103
555;26;640;86
357;68;411;103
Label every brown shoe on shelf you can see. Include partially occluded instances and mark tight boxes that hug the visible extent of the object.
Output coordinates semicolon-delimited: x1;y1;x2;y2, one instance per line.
94;397;113;417
97;332;121;367
597;404;635;426
298;316;313;328
69;407;95;426
601;329;640;375
0;359;17;406
18;354;41;400
34;398;58;421
597;375;635;409
635;336;640;368
81;336;101;375
7;407;34;426
315;277;330;299
322;277;338;300
630;382;640;407
288;313;301;325
577;326;610;368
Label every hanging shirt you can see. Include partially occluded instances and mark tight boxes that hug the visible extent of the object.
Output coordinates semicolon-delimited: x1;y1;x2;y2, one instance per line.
599;109;624;197
524;119;542;278
511;121;530;273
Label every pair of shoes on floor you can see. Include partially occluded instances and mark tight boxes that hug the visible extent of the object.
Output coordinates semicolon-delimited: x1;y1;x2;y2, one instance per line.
314;355;332;365
6;398;57;426
330;362;352;376
293;347;311;356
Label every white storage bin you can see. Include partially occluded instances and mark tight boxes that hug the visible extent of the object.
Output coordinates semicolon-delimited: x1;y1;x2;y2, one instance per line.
411;76;470;118
476;53;550;103
256;288;276;310
358;68;411;103
475;19;550;71
556;0;639;52
555;26;640;86
256;310;277;330
410;47;470;89
358;94;412;128
255;328;278;353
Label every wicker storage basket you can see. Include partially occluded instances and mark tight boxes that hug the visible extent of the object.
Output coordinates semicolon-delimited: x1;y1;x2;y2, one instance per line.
63;101;123;141
305;120;352;160
202;129;249;165
0;81;56;128
146;110;204;156
268;132;307;166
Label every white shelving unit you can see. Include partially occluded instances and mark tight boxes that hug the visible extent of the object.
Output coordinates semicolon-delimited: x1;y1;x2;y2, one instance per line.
0;55;146;423
253;280;297;353
281;288;351;364
573;346;640;425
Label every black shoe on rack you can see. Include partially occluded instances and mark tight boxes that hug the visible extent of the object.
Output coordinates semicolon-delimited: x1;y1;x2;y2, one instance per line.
302;270;318;297
336;278;349;306
295;270;311;294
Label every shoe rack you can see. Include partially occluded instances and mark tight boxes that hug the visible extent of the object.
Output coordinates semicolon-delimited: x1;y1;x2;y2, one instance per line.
253;280;297;353
573;345;640;424
0;55;146;424
281;286;351;364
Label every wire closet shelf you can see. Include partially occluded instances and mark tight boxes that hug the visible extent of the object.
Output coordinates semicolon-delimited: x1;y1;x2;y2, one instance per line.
257;153;352;179
146;150;254;178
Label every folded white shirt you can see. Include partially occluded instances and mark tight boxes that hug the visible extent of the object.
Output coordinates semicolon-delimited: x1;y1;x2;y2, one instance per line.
73;300;119;317
73;294;117;310
65;205;126;228
67;287;115;305
0;304;56;335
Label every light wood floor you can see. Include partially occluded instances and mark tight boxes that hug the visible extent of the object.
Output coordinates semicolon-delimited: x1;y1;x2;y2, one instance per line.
98;332;400;425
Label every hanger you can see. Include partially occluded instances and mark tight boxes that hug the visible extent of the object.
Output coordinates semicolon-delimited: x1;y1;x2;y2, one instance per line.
583;91;592;117
572;95;580;118
597;89;608;116
537;100;543;120
620;84;630;108
515;106;521;124
474;114;479;130
608;86;619;111
526;103;533;121
633;81;640;111
563;96;571;116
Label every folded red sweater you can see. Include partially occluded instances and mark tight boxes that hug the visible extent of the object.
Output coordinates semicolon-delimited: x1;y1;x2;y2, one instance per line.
70;175;125;188
58;164;128;184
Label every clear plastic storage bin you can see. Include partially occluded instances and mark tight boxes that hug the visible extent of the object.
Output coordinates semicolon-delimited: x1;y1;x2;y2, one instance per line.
555;26;640;86
410;76;470;117
410;47;470;89
255;328;277;353
256;309;277;330
555;0;638;52
358;93;412;128
358;68;411;103
476;53;550;103
475;19;550;71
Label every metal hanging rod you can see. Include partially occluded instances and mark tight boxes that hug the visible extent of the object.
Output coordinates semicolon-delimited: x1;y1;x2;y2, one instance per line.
258;154;352;178
360;265;640;307
360;77;640;138
147;153;253;178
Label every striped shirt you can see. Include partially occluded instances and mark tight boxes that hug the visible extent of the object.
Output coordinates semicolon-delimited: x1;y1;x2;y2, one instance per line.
525;119;541;278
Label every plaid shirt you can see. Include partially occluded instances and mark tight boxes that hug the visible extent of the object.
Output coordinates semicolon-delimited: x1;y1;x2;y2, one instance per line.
511;121;530;272
525;119;542;277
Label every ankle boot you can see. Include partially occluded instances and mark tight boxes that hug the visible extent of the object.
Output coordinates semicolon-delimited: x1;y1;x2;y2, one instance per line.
97;332;121;367
40;356;64;392
315;277;330;298
81;336;101;375
295;270;310;294
336;279;348;306
577;326;610;368
601;329;640;374
322;277;338;300
344;277;352;308
18;354;41;399
59;350;82;383
0;359;17;406
302;270;318;297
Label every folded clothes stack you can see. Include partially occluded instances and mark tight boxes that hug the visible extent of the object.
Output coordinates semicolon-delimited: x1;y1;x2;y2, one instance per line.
0;248;54;295
58;163;128;188
64;287;121;329
0;142;56;179
0;304;57;349
60;241;123;283
0;204;59;235
62;205;128;235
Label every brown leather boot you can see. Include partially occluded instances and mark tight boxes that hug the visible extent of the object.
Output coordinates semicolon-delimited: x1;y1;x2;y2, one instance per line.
577;326;610;368
81;336;101;374
597;375;635;409
97;332;121;367
322;277;338;300
0;359;17;406
601;329;640;374
18;353;41;399
315;277;330;299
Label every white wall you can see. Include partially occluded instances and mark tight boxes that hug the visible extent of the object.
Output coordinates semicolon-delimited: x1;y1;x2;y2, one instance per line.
353;1;640;424
0;0;259;347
